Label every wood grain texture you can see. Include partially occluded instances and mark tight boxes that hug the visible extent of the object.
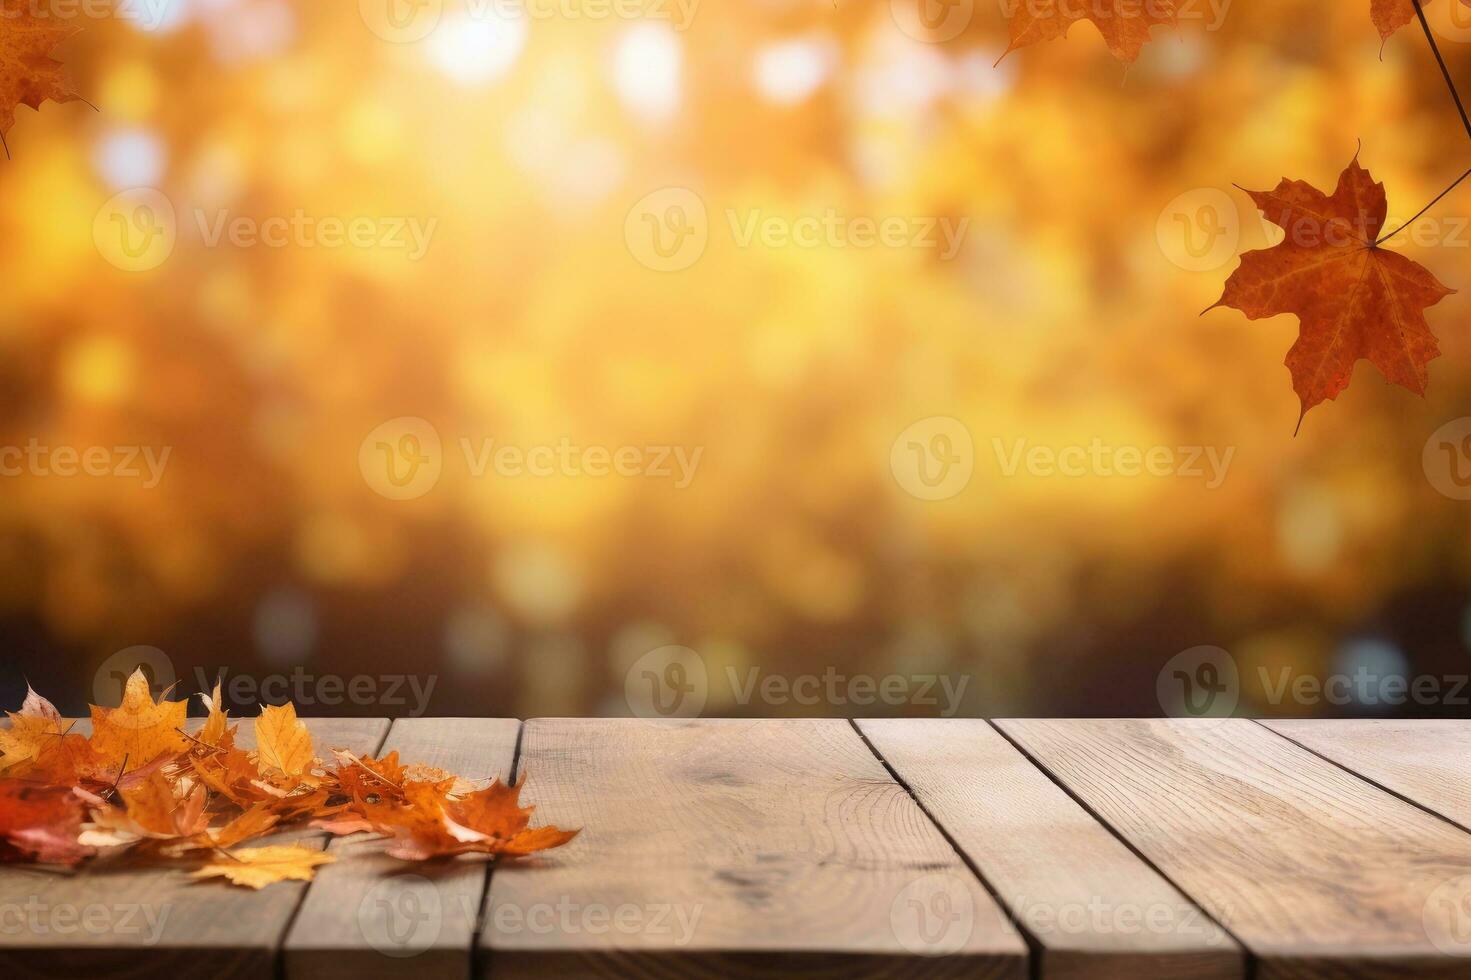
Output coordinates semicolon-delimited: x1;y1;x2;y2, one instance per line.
0;717;388;980
283;718;521;980
998;719;1471;980
1261;720;1471;832
859;719;1243;980
478;718;1027;979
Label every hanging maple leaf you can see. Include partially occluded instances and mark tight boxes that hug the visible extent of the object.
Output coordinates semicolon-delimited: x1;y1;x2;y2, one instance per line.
0;0;81;146
1001;0;1177;64
189;845;335;889
1209;155;1454;427
1371;0;1471;41
88;668;188;771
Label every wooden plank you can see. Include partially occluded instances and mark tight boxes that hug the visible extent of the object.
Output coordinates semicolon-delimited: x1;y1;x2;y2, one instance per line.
284;718;521;980
1261;720;1471;832
0;717;388;980
859;719;1243;980
479;718;1027;979
997;719;1471;979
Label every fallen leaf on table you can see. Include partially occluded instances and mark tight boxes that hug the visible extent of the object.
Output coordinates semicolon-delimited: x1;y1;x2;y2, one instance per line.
197;681;234;748
88;669;188;771
1209;155;1453;427
375;777;579;861
254;703;316;784
0;782;92;865
190;845;335;889
0;685;87;780
1;680;578;879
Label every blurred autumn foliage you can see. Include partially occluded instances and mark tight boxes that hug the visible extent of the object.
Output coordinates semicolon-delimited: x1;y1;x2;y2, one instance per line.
2;0;1471;718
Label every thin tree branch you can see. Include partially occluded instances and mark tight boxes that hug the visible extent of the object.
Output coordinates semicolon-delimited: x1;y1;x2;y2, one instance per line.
1376;165;1471;244
1413;0;1471;141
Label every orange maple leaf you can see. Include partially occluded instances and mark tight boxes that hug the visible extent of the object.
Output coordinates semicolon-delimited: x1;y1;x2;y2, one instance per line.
0;0;81;147
88;669;189;772
379;777;578;861
1371;0;1471;41
0;782;92;865
1209;155;1454;428
1001;0;1177;64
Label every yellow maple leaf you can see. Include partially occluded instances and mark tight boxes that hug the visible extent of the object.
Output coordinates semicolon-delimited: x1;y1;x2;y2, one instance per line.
189;845;334;889
197;681;232;748
88;669;187;770
0;684;68;772
254;703;314;780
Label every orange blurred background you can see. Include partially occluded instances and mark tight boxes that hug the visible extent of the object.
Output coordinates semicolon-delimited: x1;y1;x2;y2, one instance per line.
3;0;1471;719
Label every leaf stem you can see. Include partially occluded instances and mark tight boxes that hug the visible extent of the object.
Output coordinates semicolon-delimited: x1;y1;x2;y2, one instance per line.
1413;0;1471;141
1375;165;1471;244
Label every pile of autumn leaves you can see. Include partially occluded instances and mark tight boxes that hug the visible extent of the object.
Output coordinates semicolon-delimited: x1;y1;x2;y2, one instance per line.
0;671;575;888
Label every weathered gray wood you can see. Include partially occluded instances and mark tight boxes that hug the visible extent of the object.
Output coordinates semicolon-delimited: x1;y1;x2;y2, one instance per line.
284;718;521;980
0;717;388;979
998;719;1471;980
859;719;1243;979
1261;720;1471;832
478;718;1027;978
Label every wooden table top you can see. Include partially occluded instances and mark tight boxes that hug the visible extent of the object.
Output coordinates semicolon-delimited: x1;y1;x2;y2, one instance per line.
2;718;1471;979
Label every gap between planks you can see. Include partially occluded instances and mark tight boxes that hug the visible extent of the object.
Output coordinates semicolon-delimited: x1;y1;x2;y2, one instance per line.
856;718;1246;980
